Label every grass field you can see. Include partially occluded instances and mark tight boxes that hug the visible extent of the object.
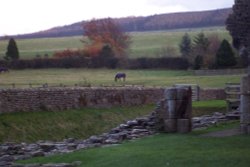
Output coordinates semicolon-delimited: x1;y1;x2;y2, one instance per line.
17;121;250;167
0;69;242;88
0;27;231;59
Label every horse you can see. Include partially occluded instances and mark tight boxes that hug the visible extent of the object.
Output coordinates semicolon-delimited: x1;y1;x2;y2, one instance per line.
0;67;9;73
114;73;126;82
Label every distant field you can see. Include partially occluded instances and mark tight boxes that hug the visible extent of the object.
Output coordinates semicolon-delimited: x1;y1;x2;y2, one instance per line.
0;69;242;88
0;27;231;59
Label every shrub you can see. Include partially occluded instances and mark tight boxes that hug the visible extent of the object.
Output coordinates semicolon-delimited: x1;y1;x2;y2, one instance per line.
128;57;189;70
0;57;188;70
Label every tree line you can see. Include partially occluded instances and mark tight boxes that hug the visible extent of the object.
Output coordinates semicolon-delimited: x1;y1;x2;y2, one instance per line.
179;32;246;69
2;17;246;70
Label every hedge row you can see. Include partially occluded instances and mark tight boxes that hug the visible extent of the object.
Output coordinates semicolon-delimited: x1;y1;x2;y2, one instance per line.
0;57;189;70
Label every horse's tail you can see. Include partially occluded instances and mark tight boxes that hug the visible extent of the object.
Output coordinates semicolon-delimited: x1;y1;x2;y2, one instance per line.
114;76;117;82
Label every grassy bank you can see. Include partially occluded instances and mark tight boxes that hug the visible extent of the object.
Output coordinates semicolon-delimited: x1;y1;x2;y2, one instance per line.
0;100;226;143
0;69;242;88
0;105;154;143
18;121;250;167
193;100;227;116
0;27;231;59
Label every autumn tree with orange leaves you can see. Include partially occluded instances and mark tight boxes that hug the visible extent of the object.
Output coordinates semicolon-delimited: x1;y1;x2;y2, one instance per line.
83;18;131;58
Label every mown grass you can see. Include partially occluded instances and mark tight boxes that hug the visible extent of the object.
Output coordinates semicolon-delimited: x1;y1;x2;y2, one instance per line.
0;69;242;88
17;121;250;167
0;27;231;59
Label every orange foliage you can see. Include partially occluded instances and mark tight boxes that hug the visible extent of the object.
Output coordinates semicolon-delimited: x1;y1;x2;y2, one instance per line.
53;49;84;58
83;41;103;57
83;18;131;58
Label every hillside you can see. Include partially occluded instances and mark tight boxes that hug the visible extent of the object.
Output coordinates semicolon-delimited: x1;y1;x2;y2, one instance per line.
3;8;231;39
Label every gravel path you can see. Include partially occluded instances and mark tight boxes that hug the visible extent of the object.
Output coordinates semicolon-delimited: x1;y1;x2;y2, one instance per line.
201;127;242;137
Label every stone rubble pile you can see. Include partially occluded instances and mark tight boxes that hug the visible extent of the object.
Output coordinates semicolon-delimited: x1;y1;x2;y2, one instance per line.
0;110;240;167
0;113;158;167
192;110;240;129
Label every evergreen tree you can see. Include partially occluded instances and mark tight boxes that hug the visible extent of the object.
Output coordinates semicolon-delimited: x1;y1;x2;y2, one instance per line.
226;0;250;50
179;33;192;58
194;55;203;70
193;32;210;55
5;38;19;61
192;32;210;68
215;39;236;68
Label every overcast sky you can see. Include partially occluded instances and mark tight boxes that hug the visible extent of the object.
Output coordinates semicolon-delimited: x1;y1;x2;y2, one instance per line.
0;0;234;36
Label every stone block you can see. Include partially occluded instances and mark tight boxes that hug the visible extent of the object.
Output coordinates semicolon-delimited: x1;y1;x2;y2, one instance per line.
240;95;250;114
240;112;250;124
167;100;177;119
177;119;191;133
240;124;250;134
176;87;189;100
175;99;192;119
164;119;177;133
164;88;177;100
241;76;250;94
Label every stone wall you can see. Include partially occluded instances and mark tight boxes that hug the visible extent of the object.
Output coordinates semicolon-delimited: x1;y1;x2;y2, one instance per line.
0;87;164;113
194;69;247;76
0;87;225;114
199;88;226;101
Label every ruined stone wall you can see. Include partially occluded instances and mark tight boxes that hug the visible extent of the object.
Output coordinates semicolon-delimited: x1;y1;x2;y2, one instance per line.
0;87;225;114
199;88;226;101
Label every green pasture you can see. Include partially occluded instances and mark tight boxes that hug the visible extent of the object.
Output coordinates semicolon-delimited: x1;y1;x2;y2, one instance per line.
0;69;242;88
17;121;250;167
0;27;231;59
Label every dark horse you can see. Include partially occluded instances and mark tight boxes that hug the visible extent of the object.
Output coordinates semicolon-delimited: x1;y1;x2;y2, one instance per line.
0;67;9;73
114;73;126;82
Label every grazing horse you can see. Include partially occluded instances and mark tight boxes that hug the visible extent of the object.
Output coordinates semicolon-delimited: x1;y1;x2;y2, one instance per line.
114;73;126;82
0;67;9;73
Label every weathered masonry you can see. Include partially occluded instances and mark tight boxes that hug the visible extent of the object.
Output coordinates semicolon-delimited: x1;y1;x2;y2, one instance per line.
156;87;192;133
0;87;225;114
0;87;164;113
